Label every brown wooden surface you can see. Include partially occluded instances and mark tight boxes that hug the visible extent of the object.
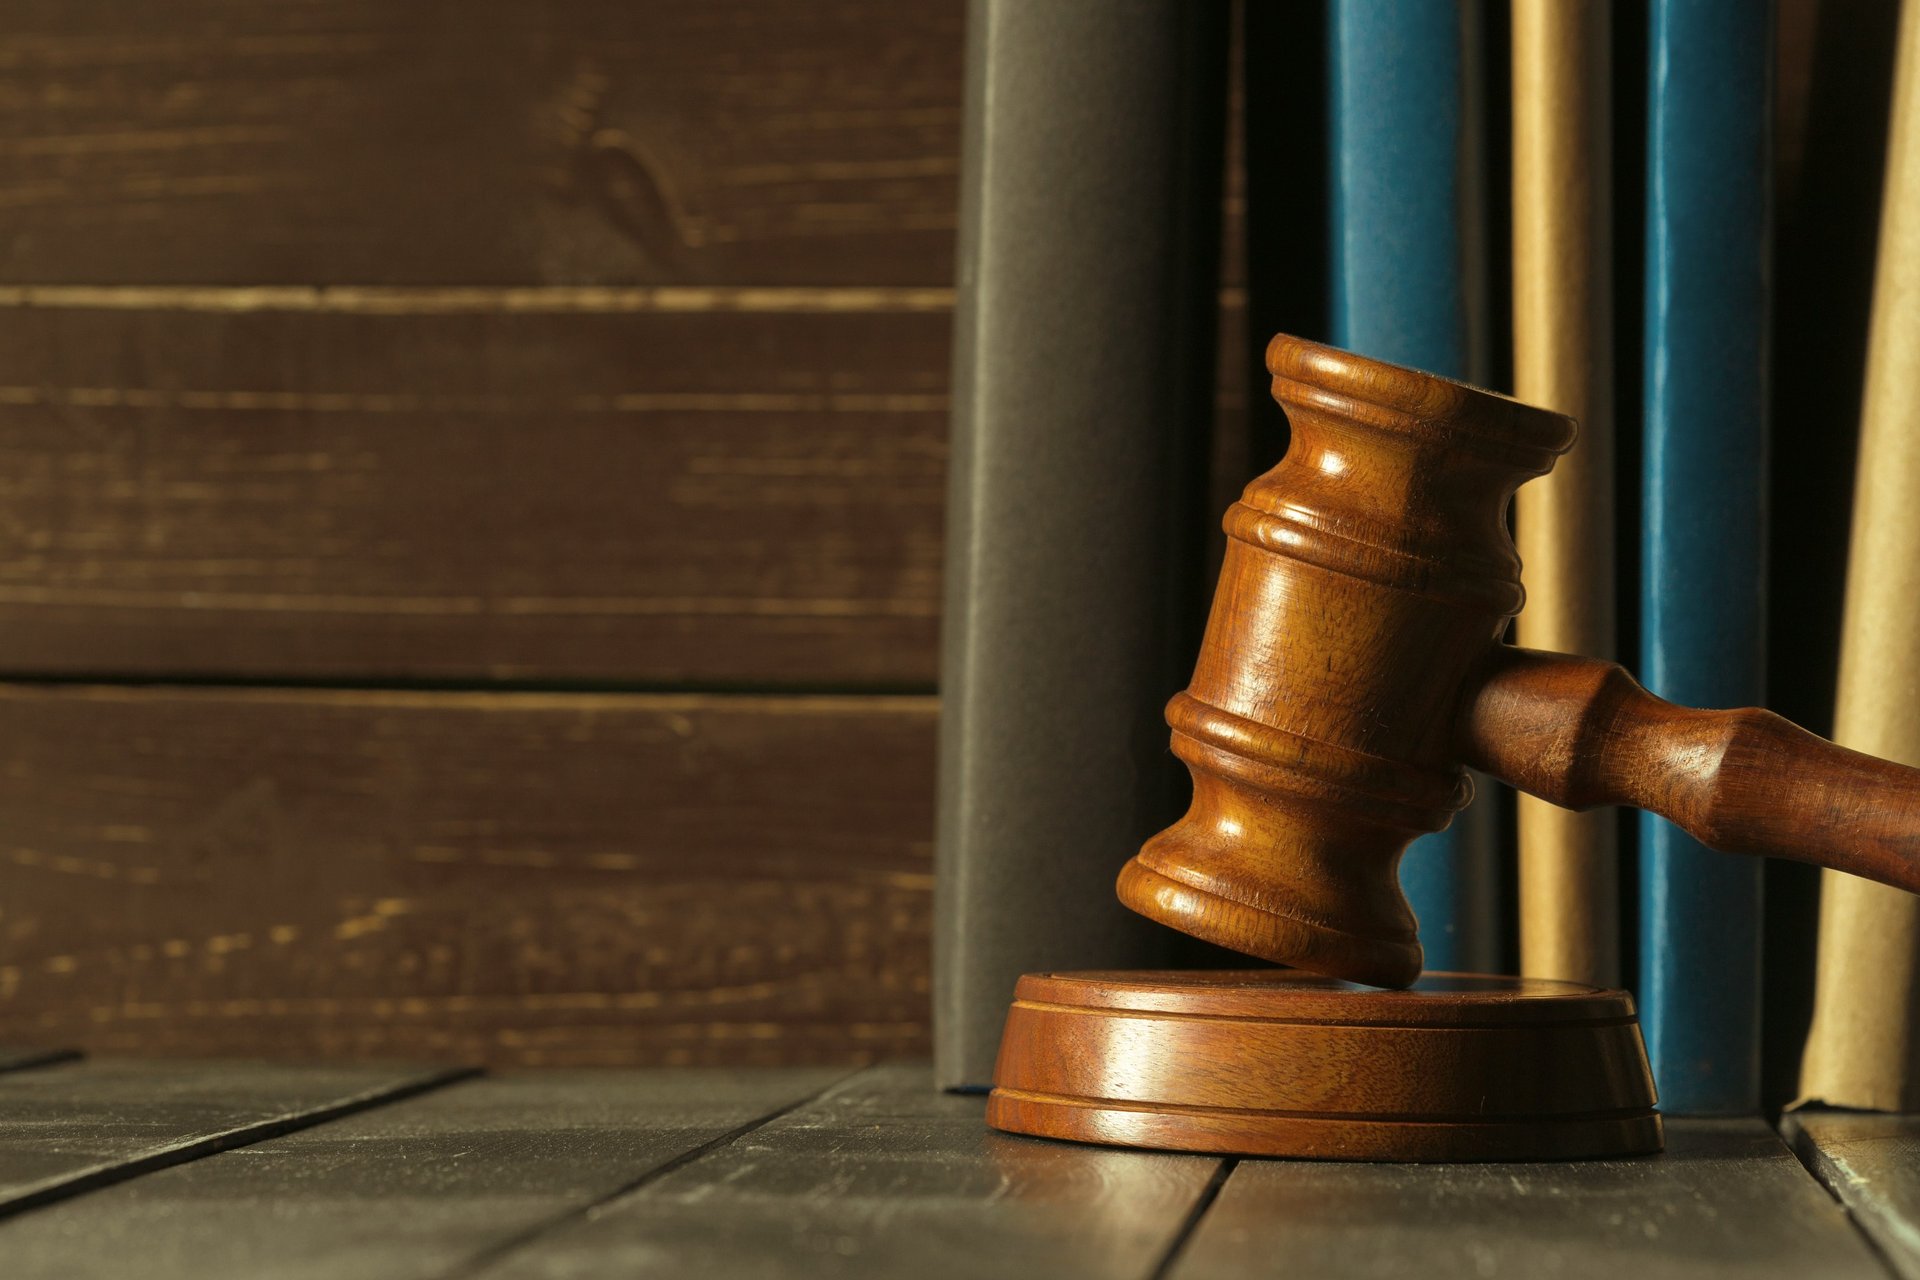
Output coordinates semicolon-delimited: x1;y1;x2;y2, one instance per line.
0;684;935;1065
0;0;964;287
0;298;948;685
2;2;968;686
0;289;1258;686
0;3;1251;1067
0;0;1248;693
987;970;1659;1162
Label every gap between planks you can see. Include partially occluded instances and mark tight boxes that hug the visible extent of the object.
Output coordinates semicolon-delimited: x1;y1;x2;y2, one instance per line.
1150;1158;1237;1280
436;1068;863;1280
1782;1111;1918;1280
0;1065;478;1224
0;1048;80;1074
0;1065;860;1280
462;1064;1223;1280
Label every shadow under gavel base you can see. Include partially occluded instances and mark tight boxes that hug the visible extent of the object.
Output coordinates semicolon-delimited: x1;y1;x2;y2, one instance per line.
985;970;1662;1161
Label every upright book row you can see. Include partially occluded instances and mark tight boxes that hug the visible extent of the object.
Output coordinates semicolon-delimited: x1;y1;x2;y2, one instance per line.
936;0;1920;1115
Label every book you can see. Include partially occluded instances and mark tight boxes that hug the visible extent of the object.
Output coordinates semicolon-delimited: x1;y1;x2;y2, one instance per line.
933;0;1228;1091
1329;0;1497;972
1639;0;1773;1115
1511;0;1619;986
1800;0;1920;1113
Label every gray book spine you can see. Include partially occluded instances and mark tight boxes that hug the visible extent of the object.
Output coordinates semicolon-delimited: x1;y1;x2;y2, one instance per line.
934;0;1229;1090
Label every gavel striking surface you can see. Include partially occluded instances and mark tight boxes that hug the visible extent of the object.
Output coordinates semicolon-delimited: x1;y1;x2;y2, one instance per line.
987;970;1661;1161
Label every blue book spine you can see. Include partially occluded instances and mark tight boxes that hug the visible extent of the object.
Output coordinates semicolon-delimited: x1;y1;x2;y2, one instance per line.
1330;0;1494;971
1640;0;1772;1114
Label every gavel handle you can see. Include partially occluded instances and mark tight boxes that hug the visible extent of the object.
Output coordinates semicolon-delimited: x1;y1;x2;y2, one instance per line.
1460;645;1920;893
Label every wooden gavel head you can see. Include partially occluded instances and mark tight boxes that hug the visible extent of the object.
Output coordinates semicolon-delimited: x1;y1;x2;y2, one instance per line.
1116;336;1571;987
1118;334;1920;989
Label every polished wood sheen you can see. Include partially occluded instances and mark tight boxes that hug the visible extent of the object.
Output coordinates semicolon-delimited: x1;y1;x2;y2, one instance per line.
986;970;1660;1161
1117;334;1920;988
1463;646;1920;885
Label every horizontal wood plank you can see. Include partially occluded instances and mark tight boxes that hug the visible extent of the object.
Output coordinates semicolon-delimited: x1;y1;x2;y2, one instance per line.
479;1064;1222;1279
1785;1110;1920;1278
1172;1119;1885;1279
0;1067;844;1279
0;301;947;683
0;1058;462;1217
0;685;936;1065
1;0;963;286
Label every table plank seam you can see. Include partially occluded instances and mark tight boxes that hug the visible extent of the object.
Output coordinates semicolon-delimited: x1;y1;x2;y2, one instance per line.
0;1049;81;1075
0;1064;480;1225
1150;1156;1236;1280
436;1064;867;1280
1782;1114;1909;1280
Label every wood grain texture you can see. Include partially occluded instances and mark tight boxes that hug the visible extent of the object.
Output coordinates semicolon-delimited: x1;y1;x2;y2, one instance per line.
1465;646;1920;896
1122;336;1920;991
0;685;935;1065
1510;0;1619;988
1171;1119;1886;1280
0;1058;463;1218
0;300;947;683
0;0;962;287
0;1062;1895;1278
0;1068;845;1280
987;970;1659;1162
1785;1109;1920;1278
1117;335;1577;987
476;1064;1223;1280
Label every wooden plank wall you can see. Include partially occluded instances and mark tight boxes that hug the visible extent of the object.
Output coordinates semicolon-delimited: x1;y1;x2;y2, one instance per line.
0;1;1244;1064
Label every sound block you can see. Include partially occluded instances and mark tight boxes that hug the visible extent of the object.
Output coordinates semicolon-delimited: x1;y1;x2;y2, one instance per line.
986;970;1661;1162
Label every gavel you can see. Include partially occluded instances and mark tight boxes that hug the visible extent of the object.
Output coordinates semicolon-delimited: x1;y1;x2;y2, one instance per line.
1115;334;1920;989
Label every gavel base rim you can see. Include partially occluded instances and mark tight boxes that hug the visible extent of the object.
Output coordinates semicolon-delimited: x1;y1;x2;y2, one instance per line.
986;970;1663;1163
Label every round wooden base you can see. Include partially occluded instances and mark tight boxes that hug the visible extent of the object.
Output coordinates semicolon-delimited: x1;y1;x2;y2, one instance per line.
986;970;1661;1162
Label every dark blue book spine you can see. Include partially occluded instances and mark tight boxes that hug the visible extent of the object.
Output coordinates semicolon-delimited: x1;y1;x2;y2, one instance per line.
1640;0;1772;1114
1329;0;1494;971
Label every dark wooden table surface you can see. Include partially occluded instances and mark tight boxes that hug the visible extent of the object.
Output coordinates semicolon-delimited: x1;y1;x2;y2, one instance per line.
0;1052;1909;1278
